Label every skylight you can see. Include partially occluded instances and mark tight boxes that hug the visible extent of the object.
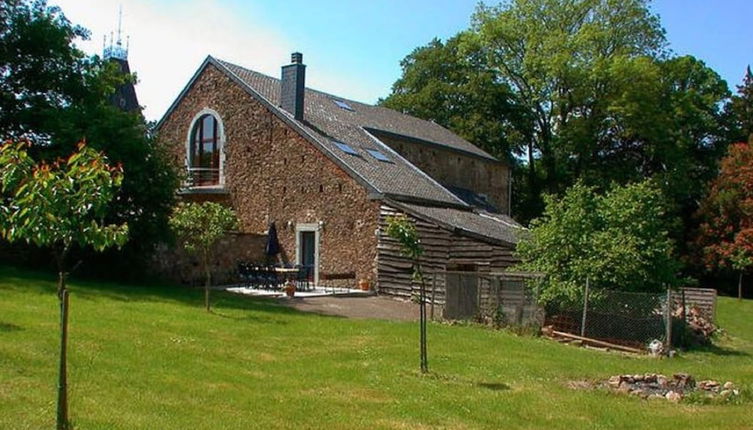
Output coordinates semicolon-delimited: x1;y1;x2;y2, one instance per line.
333;99;355;111
366;149;391;162
334;141;359;155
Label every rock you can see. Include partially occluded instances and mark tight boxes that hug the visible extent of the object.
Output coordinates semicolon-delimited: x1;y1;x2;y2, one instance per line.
618;381;632;393
633;374;645;382
630;388;644;397
657;375;668;387
644;373;657;383
673;373;695;389
647;394;664;401
720;389;733;398
608;375;622;387
723;381;734;390
665;391;682;403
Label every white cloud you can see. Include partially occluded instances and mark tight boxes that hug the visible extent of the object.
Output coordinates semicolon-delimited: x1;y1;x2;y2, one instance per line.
52;0;295;121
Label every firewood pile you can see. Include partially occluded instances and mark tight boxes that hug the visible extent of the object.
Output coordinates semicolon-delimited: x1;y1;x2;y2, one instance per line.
673;305;716;343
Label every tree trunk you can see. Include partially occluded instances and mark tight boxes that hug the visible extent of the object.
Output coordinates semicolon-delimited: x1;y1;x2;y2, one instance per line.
55;249;69;430
416;262;428;373
204;253;212;312
739;272;743;301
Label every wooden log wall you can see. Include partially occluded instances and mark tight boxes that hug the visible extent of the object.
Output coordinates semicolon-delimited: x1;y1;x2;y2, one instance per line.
376;204;520;315
672;287;717;322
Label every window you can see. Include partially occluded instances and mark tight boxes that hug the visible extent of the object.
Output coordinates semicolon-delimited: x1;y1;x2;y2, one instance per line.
333;99;355;111
334;141;359;155
366;149;391;162
188;113;221;186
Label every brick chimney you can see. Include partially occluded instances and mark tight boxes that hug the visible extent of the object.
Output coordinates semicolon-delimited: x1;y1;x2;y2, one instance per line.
281;52;305;121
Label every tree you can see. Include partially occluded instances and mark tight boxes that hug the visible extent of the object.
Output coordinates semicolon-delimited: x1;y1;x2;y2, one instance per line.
382;0;730;226
169;202;238;312
380;35;528;163
516;180;680;305
693;142;753;300
0;140;129;430
386;214;428;373
0;0;178;275
725;66;753;144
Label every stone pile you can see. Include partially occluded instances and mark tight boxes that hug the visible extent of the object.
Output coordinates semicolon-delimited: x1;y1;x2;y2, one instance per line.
605;373;739;402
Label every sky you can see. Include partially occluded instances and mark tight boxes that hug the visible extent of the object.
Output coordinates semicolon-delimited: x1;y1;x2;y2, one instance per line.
52;0;753;122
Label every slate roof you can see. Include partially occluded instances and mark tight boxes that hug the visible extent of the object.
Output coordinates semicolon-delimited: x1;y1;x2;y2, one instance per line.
214;58;481;207
391;201;524;246
158;56;523;244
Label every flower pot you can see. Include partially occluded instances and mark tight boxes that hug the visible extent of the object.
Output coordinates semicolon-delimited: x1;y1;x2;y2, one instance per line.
284;283;296;297
358;279;370;291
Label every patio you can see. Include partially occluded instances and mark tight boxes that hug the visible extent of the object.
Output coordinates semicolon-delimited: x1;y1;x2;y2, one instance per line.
226;284;372;299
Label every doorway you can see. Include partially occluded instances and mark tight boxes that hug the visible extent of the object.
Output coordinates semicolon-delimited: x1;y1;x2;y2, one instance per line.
296;224;320;285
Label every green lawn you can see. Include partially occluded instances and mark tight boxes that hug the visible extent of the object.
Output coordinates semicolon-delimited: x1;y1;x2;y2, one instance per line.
1;266;752;429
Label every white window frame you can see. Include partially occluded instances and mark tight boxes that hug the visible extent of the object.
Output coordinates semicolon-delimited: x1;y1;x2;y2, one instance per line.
185;108;226;188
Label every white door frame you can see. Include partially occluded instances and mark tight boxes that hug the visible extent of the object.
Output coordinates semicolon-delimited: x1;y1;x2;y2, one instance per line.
295;223;321;286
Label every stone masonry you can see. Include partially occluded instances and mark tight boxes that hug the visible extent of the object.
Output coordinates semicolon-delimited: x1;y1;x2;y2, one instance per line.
157;64;380;284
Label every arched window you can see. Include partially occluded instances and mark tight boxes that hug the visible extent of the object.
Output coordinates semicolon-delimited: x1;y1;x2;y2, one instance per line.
187;112;223;187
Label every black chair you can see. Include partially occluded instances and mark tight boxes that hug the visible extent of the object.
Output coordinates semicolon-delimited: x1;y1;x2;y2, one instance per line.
237;262;252;288
295;265;310;291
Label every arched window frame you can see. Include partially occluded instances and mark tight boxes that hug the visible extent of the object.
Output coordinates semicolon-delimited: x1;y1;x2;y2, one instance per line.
185;108;226;188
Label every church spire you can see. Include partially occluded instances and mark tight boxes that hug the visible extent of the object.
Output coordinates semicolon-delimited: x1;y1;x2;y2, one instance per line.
103;5;128;61
102;5;140;113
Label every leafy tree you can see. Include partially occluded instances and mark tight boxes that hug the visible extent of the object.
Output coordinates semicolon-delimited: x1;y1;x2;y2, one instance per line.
380;35;528;163
516;180;680;305
386;214;428;373
382;0;730;226
725;66;753;143
0;140;128;430
693;142;753;300
0;0;178;275
169;202;238;312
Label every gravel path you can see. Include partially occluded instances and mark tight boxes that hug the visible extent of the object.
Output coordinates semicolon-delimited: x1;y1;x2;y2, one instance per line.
282;295;419;321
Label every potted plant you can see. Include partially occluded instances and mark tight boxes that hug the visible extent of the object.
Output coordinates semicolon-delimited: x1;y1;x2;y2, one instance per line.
283;281;296;298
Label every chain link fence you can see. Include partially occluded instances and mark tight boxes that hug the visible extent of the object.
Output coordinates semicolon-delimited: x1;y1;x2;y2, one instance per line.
544;288;672;350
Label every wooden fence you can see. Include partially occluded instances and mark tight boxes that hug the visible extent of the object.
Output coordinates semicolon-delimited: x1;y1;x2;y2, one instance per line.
672;287;717;322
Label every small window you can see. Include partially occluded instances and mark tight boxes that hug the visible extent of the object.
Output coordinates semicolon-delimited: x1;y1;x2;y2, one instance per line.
334;141;359;155
333;99;354;111
366;149;391;162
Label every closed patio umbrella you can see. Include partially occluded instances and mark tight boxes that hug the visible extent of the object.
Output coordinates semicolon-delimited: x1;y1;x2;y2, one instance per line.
265;222;280;258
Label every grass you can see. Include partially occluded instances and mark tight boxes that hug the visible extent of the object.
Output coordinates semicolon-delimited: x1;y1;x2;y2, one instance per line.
1;265;752;429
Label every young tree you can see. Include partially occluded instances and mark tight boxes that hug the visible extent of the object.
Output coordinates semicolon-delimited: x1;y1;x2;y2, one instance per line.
516;180;680;305
0;140;129;430
694;142;753;300
169;202;238;312
386;214;428;373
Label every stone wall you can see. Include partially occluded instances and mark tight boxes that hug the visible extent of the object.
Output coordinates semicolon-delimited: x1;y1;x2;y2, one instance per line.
157;63;380;284
152;232;266;285
374;132;510;213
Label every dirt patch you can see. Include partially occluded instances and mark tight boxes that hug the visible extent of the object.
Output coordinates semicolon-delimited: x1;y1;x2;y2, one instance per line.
281;295;419;321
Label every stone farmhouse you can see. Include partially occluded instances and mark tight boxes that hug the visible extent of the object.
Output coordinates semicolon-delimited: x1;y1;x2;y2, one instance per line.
155;53;523;300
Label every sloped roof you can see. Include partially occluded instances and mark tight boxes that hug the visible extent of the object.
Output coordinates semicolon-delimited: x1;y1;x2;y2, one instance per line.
213;58;485;206
391;200;523;246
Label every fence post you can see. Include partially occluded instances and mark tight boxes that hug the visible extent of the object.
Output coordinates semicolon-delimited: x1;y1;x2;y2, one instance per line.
665;287;673;353
580;277;589;337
